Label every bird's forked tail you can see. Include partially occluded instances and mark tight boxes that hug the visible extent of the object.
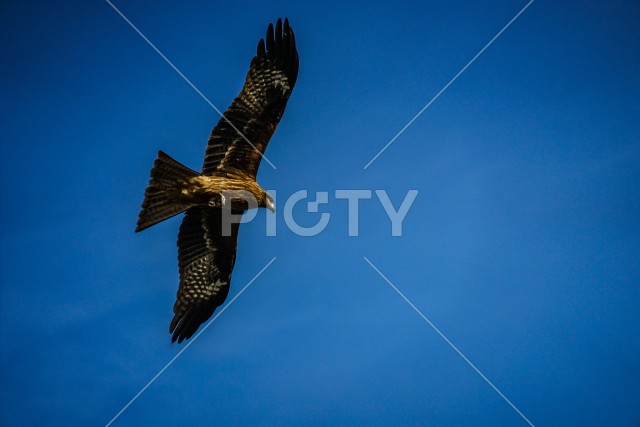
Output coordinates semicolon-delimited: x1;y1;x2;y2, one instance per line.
136;151;200;232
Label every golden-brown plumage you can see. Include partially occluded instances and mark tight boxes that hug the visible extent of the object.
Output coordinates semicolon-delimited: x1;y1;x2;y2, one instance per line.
172;175;270;209
136;18;298;343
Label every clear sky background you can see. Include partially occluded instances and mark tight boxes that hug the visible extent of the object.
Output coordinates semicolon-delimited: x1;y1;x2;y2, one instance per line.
2;1;639;426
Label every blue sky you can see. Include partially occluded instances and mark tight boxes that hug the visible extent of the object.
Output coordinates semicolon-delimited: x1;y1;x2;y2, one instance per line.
2;0;639;425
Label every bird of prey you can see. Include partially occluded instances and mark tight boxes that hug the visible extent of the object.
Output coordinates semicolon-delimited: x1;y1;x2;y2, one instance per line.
135;18;298;343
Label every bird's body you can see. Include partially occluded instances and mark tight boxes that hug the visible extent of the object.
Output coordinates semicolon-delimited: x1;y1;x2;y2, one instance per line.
136;18;298;343
167;173;270;210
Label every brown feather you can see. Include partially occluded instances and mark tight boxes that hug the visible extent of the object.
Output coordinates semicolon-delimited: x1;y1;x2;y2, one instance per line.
202;18;299;178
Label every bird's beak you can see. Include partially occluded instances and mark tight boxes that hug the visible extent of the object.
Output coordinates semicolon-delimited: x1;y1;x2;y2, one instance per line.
266;196;276;213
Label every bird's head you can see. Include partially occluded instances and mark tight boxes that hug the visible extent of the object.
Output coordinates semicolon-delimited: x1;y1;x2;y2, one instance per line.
263;192;275;213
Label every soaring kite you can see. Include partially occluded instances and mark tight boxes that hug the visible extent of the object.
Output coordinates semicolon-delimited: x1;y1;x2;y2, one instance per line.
136;18;298;343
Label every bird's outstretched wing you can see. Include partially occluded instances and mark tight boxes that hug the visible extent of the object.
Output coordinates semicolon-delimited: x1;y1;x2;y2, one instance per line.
202;18;299;179
170;19;297;342
169;207;240;343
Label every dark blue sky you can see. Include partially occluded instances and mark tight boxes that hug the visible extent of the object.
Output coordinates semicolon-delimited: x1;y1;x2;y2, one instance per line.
2;1;639;425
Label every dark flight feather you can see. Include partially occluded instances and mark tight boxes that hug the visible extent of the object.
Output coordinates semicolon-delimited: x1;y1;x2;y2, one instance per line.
170;207;238;342
202;17;298;178
136;151;200;232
